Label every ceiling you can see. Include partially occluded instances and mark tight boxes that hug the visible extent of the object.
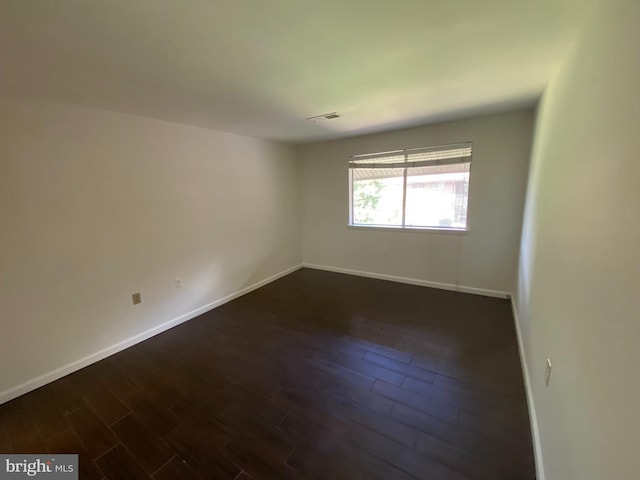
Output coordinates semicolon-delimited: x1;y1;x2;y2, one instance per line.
0;0;593;143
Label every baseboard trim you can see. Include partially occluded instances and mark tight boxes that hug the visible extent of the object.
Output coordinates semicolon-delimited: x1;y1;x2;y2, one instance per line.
0;263;303;406
511;297;545;480
302;263;510;299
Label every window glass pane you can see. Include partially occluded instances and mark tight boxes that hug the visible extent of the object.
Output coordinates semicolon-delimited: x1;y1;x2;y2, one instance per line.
349;144;472;230
352;168;404;226
404;163;469;228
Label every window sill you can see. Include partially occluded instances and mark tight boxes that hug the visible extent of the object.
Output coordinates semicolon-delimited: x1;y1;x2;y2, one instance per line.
347;224;468;235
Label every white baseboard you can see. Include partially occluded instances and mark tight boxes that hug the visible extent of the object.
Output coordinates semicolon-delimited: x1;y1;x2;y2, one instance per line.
0;263;303;406
511;297;545;480
302;263;510;299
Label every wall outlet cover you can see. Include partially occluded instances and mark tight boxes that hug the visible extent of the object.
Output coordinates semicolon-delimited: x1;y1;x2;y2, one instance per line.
545;358;552;387
132;292;142;305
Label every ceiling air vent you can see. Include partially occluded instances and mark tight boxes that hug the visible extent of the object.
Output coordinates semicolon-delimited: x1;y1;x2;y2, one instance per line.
306;112;342;123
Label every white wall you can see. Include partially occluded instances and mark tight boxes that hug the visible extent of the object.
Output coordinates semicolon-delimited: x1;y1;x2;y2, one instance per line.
515;0;640;478
0;98;301;400
298;110;533;295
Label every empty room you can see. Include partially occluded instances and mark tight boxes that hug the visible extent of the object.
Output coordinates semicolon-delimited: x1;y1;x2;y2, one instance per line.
1;0;638;479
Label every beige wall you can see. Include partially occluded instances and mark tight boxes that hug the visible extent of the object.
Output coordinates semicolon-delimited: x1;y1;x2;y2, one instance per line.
0;98;301;400
515;0;640;478
298;110;533;295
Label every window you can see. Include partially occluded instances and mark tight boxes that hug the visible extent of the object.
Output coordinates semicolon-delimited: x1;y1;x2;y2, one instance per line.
349;142;472;230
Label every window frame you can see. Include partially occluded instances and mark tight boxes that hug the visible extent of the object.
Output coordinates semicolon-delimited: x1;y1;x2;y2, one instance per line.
347;142;473;233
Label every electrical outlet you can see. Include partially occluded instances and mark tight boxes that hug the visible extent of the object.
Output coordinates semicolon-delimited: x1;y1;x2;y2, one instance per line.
545;358;552;387
132;292;142;305
175;278;183;289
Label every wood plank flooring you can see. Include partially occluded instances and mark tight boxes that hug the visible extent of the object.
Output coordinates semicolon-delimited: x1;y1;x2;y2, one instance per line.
0;268;536;479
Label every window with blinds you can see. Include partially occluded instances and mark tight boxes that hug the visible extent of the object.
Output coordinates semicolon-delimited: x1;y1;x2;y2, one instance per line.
349;142;472;229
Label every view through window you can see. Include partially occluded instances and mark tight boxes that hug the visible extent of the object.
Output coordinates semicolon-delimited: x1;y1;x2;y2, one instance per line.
349;143;472;229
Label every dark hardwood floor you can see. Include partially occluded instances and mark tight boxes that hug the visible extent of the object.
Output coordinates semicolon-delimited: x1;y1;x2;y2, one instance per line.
0;268;536;479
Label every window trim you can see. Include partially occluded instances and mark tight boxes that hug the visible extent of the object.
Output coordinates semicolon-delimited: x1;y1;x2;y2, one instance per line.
347;142;473;232
346;224;469;235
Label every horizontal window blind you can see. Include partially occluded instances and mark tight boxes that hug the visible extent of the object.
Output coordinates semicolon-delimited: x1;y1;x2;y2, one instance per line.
349;143;472;180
